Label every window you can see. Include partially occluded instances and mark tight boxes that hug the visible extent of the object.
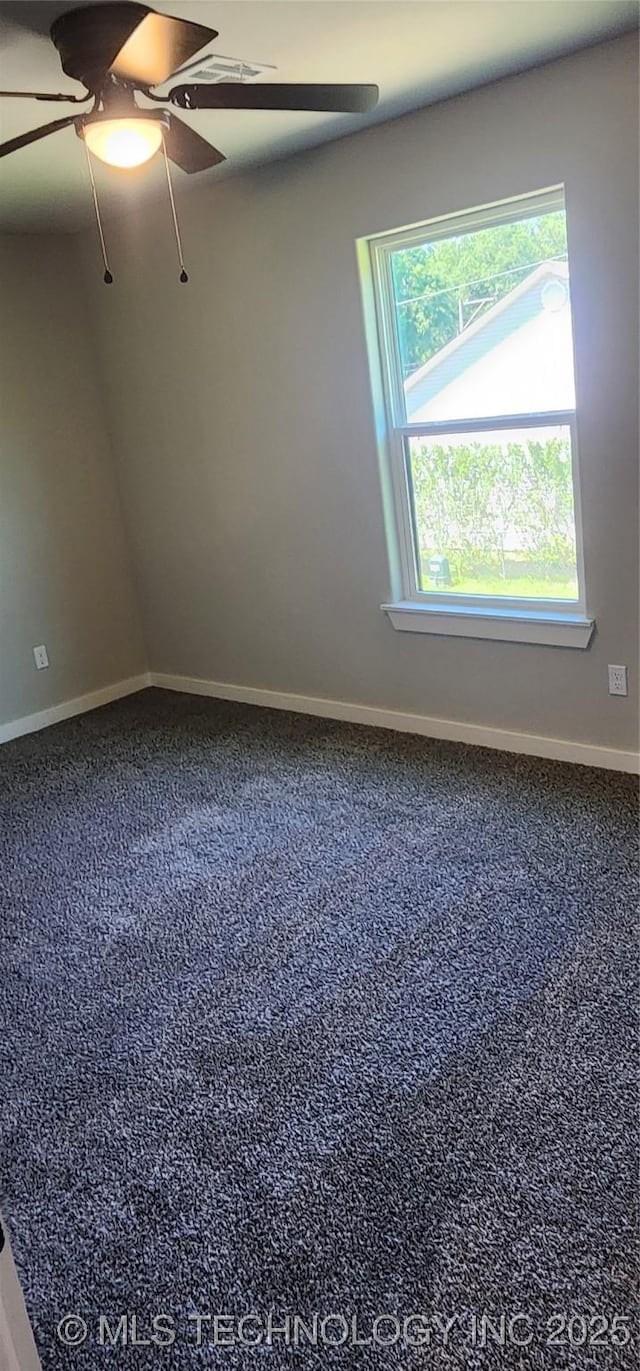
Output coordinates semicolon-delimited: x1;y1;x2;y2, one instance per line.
362;187;593;646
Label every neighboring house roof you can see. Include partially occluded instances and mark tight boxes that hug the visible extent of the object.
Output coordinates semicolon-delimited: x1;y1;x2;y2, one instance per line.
404;261;576;423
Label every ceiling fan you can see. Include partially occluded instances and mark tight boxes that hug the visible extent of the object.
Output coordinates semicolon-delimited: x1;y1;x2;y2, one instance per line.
0;1;380;173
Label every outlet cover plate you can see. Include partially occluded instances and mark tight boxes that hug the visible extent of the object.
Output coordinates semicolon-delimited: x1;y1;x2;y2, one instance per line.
608;664;628;696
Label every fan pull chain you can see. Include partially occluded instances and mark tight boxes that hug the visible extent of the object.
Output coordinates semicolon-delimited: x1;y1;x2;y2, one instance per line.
83;141;113;284
161;134;188;283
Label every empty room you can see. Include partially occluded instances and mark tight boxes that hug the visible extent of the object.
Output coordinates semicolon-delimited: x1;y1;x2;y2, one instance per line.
0;2;638;1367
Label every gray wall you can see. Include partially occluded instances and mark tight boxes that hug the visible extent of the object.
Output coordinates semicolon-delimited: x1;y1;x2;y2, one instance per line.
0;235;145;726
82;35;638;751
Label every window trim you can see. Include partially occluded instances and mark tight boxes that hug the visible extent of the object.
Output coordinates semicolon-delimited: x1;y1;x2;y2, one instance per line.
380;601;594;649
362;186;593;647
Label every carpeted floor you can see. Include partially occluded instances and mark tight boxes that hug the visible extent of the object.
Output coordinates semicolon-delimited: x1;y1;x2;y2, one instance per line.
0;688;638;1369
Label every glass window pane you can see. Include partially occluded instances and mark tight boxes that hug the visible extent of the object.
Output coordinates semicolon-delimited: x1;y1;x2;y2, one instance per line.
407;425;579;600
390;208;576;422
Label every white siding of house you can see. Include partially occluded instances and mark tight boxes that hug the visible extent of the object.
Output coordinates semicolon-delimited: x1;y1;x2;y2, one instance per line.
405;273;576;422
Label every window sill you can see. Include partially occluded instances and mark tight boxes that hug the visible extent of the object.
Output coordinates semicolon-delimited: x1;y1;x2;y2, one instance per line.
382;600;594;648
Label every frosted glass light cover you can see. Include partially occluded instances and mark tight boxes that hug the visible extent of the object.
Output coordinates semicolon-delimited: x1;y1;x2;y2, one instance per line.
83;118;163;168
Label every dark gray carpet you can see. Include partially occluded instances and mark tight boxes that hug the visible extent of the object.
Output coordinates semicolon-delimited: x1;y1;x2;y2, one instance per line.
0;688;638;1369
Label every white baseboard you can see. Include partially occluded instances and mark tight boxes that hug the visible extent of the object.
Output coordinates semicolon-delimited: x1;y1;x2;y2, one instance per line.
151;672;640;774
2;669;637;773
0;673;151;746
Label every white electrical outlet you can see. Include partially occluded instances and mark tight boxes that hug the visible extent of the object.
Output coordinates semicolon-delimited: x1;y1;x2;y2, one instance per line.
608;664;628;696
33;644;49;670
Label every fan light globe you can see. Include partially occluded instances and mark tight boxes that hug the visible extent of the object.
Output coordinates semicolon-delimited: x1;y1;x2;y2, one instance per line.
83;118;163;168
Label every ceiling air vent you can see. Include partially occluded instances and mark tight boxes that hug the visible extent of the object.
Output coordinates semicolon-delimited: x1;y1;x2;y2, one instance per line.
169;53;277;85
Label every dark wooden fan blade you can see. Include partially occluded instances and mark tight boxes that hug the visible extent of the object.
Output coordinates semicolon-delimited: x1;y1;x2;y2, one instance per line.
51;3;150;84
169;82;379;113
165;114;226;174
110;11;218;86
51;4;217;90
0;115;77;160
0;91;89;103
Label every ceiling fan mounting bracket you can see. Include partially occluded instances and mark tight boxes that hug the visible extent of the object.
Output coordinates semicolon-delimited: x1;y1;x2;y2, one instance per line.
91;76;144;115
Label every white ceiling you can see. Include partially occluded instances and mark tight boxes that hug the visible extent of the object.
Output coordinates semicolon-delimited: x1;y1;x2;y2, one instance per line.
0;1;637;232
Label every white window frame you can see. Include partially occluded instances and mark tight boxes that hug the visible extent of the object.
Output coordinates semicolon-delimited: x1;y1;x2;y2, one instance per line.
361;186;593;647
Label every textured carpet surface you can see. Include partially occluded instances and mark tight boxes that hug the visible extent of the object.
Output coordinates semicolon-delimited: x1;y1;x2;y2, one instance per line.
0;688;638;1369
